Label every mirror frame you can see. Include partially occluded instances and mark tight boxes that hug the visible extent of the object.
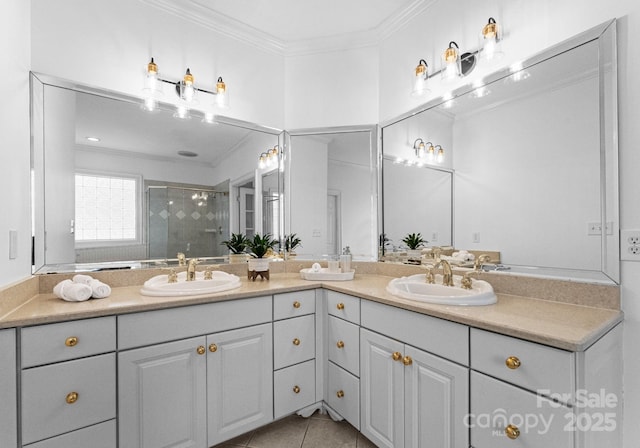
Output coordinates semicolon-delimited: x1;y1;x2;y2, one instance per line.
380;19;619;283
285;125;380;261
30;72;284;273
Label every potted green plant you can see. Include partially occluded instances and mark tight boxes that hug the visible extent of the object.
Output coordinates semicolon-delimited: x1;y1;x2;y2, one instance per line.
283;233;302;258
402;232;426;261
221;233;250;264
246;233;278;280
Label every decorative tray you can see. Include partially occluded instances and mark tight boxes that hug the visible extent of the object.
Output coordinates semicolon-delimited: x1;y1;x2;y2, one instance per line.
300;268;355;281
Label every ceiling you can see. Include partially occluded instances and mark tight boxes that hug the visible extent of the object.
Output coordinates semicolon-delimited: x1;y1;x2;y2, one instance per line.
142;0;435;55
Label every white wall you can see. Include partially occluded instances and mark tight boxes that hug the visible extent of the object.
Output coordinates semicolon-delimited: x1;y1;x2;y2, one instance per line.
0;0;30;285
30;0;285;129
284;46;379;129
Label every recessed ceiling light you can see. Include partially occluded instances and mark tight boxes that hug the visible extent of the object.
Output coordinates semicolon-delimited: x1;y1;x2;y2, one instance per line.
178;150;198;157
86;136;100;142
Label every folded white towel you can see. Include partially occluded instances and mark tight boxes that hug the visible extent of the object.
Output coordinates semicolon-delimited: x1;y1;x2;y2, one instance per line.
72;274;94;285
90;279;111;299
53;280;92;302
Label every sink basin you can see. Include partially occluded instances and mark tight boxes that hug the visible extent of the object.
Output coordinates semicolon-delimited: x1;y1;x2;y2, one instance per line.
386;274;497;306
140;270;242;297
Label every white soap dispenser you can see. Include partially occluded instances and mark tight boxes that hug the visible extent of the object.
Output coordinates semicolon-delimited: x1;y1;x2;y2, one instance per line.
340;246;352;273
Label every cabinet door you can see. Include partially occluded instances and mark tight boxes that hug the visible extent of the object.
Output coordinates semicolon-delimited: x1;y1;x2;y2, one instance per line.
404;345;469;448
207;323;273;446
118;336;207;448
0;329;16;448
360;329;405;448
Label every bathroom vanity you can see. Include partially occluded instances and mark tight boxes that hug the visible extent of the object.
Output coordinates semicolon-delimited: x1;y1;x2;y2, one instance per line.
0;265;622;448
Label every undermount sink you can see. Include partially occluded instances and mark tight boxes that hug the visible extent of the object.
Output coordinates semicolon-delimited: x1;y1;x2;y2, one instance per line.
140;270;242;297
386;274;497;306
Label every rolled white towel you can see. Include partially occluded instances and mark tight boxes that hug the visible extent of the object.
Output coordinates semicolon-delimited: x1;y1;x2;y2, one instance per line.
311;262;322;272
53;279;73;299
90;279;111;299
72;274;93;285
54;281;92;302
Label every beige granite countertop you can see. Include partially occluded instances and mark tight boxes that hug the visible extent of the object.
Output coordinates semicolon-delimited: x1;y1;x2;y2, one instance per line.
0;266;623;352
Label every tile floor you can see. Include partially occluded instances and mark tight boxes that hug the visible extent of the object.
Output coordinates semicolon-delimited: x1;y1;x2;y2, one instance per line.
213;412;377;448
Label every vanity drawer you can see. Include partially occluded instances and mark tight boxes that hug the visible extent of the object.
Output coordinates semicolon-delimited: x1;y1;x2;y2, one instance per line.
273;314;315;370
471;371;573;448
21;353;116;445
21;316;116;368
361;300;469;366
27;420;116;448
274;290;316;320
118;296;272;349
327;291;360;324
327;361;359;430
274;360;316;419
470;328;575;400
327;315;359;376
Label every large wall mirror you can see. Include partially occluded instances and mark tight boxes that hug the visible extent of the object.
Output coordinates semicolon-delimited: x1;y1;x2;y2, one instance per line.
381;20;619;283
31;73;283;273
286;127;378;261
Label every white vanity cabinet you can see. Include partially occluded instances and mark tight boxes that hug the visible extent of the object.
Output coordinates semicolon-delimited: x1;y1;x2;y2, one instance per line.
273;290;317;419
359;300;470;448
20;317;117;447
470;326;622;448
118;296;273;448
0;329;17;448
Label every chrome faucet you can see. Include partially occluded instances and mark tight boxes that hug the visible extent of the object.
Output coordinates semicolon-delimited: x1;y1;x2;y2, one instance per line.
186;258;200;281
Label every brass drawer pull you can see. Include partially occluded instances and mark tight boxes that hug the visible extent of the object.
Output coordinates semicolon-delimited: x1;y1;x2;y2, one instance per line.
505;356;521;370
66;391;79;404
197;346;206;355
293;301;301;309
505;424;520;439
293;385;301;394
293;338;301;346
336;340;345;349
336;302;345;310
209;343;218;353
65;336;78;347
336;390;345;398
403;355;413;366
392;352;402;361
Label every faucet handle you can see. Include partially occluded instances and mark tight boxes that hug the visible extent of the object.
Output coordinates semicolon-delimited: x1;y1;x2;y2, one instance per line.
431;246;442;262
177;252;186;266
167;268;178;283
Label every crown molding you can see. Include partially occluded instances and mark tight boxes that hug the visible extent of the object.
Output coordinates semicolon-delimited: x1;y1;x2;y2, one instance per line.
141;0;437;57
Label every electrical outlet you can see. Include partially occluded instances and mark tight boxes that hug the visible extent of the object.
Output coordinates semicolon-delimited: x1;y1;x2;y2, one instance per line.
621;230;640;261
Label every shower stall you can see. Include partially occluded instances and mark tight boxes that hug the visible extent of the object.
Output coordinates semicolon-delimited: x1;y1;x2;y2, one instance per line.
147;182;230;260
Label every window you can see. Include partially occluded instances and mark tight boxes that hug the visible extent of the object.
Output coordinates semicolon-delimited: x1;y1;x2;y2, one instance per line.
75;173;139;244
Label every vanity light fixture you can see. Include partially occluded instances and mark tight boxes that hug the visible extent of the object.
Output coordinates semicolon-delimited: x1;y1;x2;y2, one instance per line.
413;138;444;163
141;57;229;114
258;145;281;169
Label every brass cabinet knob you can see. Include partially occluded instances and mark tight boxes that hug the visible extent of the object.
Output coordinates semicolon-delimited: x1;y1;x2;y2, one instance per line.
209;343;218;353
293;385;301;394
336;340;345;349
65;336;78;347
336;390;345;398
293;338;301;346
505;424;520;439
293;301;301;309
392;352;402;361
66;392;79;404
505;356;521;370
197;346;206;355
336;302;345;310
403;355;413;366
